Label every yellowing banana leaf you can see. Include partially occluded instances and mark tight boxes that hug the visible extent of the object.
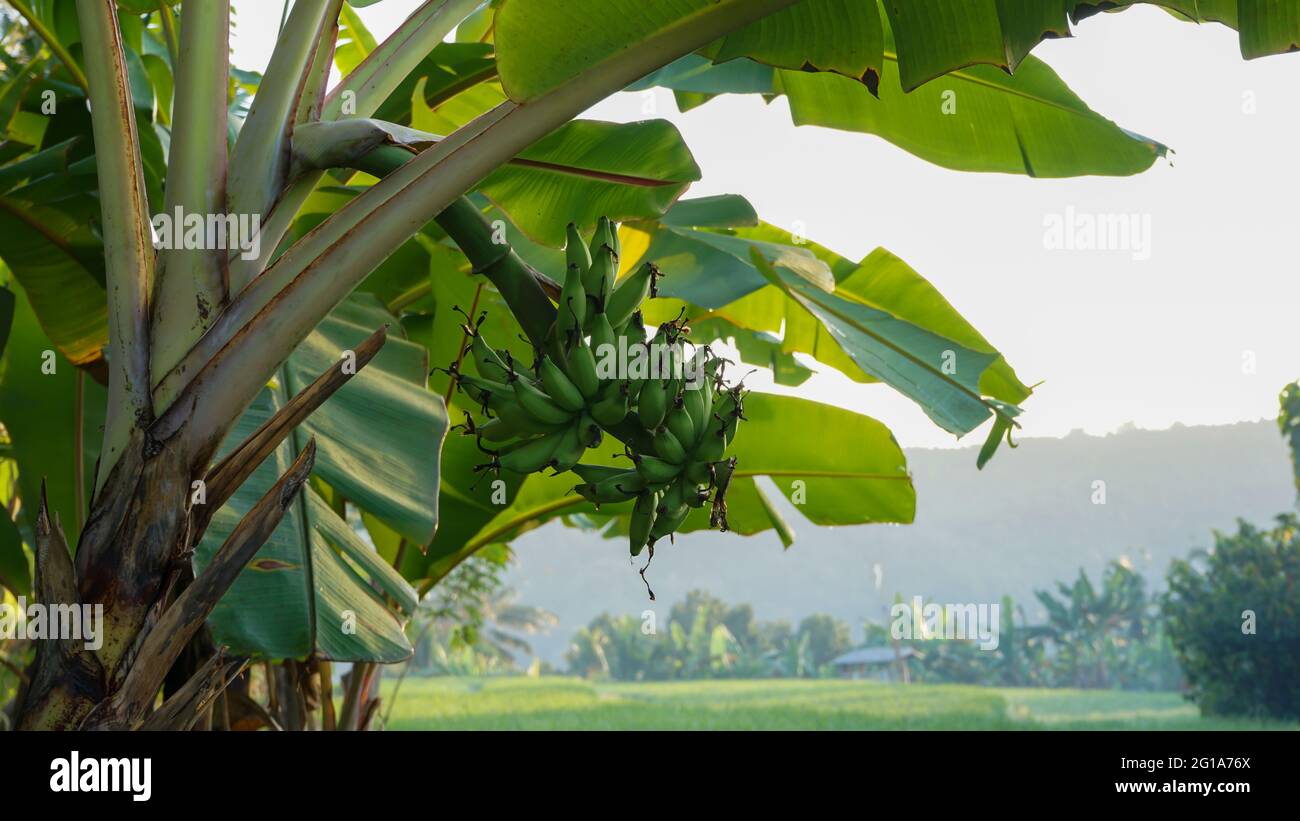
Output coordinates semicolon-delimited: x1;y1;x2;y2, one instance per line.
197;295;444;661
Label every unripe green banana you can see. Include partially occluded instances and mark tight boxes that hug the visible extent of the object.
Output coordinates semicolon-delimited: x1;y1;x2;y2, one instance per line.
588;308;617;355
455;373;511;406
498;431;565;474
469;330;512;382
511;373;576;426
566;335;601;401
685;483;712;508
566;222;591;276
578;413;603;449
634;453;685;484
473;416;528;442
557;262;587;342
590;381;630;428
680;350;717;440
650;500;691;543
659;478;686;515
616;309;647;343
638;377;671;430
693;425;728;463
590;216;614;261
695;388;737;449
490;395;568;436
629;490;659;557
548;422;587;473
538;355;585;412
606;261;658;330
665;398;696;450
652;425;687;464
575;470;646;506
721;389;745;445
573;464;632;484
586;243;617;308
684;460;713;487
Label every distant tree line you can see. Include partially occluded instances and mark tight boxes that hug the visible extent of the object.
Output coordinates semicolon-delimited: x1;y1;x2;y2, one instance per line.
562;562;1182;690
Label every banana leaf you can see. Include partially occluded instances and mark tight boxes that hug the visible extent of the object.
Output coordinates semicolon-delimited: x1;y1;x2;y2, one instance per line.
196;295;445;661
0;284;104;541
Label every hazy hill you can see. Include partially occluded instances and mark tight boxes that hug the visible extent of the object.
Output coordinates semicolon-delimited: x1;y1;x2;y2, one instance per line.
503;420;1296;664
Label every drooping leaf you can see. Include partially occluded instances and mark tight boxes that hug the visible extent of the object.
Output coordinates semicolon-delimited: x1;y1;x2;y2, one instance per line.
696;391;915;535
493;0;793;102
620;202;1031;409
639;22;1168;178
709;0;885;89
756;253;1004;437
198;296;444;661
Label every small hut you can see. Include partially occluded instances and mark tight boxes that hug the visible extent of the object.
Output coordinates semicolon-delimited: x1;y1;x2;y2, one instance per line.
830;646;918;682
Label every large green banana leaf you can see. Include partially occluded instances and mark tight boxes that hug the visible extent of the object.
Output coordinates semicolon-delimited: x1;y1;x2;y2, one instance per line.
0;284;105;542
196;295;445;661
633;30;1167;178
496;0;1294;105
617;197;1031;436
709;0;886;87
0;142;107;368
883;1;1294;90
0;4;167;370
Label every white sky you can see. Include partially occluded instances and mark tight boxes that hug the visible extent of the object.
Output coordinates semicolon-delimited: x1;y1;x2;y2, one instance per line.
232;2;1300;449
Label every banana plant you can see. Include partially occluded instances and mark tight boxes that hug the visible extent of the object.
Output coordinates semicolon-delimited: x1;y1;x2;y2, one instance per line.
0;0;1295;731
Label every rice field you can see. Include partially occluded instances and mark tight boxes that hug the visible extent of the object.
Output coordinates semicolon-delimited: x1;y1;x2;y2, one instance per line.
377;677;1297;731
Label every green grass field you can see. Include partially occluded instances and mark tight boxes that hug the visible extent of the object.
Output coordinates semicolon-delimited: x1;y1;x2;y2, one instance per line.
378;677;1297;731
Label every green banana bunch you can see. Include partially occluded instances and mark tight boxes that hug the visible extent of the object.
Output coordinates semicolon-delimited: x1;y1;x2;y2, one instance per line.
446;216;744;574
